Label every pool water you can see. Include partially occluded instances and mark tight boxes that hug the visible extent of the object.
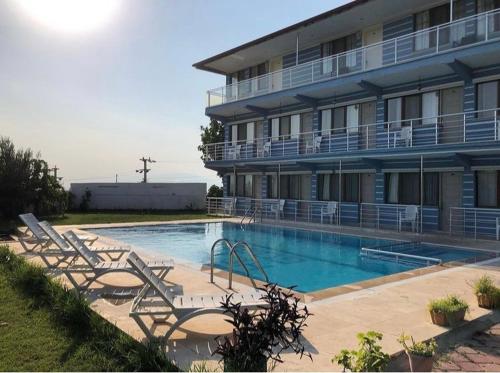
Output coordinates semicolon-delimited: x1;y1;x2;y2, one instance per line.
88;222;481;292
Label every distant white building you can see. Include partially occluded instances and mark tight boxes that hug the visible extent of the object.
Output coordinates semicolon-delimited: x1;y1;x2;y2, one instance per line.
70;182;206;210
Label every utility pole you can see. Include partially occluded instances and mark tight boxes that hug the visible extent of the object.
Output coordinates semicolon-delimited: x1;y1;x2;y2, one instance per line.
50;165;62;181
136;157;156;183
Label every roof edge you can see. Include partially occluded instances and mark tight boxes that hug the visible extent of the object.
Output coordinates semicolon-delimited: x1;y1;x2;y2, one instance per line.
192;0;372;74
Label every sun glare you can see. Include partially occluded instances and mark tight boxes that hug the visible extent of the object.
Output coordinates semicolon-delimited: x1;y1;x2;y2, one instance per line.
14;0;121;34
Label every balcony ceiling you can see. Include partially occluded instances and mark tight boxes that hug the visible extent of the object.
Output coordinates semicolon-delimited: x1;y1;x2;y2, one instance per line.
194;0;445;75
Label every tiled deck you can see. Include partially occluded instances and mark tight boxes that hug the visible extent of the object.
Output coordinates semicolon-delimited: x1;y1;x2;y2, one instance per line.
6;219;500;371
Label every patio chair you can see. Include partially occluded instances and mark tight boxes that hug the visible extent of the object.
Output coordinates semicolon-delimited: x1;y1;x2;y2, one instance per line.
62;231;174;292
223;197;237;216
321;202;338;224
306;135;322;154
270;199;285;220
398;205;419;232
37;221;129;268
18;213;98;252
394;126;412;147
257;141;271;157
228;144;241;159
496;217;499;241
126;251;265;340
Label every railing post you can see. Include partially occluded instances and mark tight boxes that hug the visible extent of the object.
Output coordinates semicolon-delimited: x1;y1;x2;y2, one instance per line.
463;114;466;142
436;26;440;53
449;208;452;235
394;38;398;63
435;120;438;144
410;120;413;147
495;110;498;140
282;137;285;157
347;130;350;151
336;56;339;77
474;210;477;239
486;13;489;41
387;124;390;148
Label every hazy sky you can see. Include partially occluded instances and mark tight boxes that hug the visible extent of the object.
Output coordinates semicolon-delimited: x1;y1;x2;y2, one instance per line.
0;0;348;188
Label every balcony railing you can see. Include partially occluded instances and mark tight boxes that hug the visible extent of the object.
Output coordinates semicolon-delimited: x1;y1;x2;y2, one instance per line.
450;207;500;240
202;108;500;162
207;9;500;107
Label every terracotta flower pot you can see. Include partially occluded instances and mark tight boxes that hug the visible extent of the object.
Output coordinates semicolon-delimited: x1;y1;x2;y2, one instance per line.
429;309;466;326
429;310;447;326
477;293;495;309
407;351;434;372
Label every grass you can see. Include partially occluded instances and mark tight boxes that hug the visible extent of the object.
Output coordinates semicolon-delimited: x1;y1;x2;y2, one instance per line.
0;245;178;371
45;210;216;226
428;295;469;314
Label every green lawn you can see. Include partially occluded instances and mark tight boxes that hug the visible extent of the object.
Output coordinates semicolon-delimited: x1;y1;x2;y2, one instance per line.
46;210;216;226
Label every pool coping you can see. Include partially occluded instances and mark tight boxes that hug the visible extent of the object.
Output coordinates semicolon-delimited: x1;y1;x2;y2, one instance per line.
79;218;500;303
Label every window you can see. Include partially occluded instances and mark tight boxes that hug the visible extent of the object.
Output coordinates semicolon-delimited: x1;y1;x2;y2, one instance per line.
386;92;440;127
321;33;360;71
477;171;500;208
234;175;253;197
321;109;332;135
267;175;278;199
385;172;439;206
333;107;346;132
237;124;247;142
346;105;359;134
280;116;291;140
414;4;451;50
343;174;359;202
317;174;359;202
387;98;402;126
403;95;421;121
477;80;499;118
280;175;301;199
227;175;235;196
477;0;500;34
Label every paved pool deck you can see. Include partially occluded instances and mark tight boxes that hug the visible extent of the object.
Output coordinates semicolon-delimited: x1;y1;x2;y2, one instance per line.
7;219;500;371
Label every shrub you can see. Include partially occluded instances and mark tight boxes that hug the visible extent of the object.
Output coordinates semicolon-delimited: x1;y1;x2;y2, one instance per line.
0;245;177;371
398;333;437;357
213;284;311;372
473;275;497;296
428;295;469;314
333;331;390;372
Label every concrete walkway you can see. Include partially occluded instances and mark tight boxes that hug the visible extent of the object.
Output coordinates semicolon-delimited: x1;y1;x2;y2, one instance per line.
6;220;500;371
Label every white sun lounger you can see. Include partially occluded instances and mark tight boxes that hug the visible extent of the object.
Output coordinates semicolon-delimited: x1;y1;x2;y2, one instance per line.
126;251;265;340
18;213;98;252
62;231;174;292
37;221;129;268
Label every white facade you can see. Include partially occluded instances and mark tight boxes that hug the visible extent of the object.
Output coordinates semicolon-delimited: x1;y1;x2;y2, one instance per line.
70;183;207;210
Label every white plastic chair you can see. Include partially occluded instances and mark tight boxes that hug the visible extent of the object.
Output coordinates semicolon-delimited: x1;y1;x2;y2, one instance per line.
306;135;322;154
223;198;236;216
321;202;337;224
496;217;499;241
398;205;419;232
228;144;241;159
270;199;285;220
258;141;271;157
394;126;412;147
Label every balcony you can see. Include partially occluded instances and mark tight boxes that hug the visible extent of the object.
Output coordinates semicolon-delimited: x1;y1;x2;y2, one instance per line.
202;108;500;163
206;9;500;108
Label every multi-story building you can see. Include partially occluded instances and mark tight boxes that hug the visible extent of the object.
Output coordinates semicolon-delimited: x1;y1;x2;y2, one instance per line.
195;0;500;240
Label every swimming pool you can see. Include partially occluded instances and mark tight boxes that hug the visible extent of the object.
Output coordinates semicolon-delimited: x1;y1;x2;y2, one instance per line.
88;222;484;292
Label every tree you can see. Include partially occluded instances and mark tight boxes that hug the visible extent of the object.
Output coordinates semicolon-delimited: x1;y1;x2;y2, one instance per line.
207;184;223;198
198;118;224;160
0;137;67;222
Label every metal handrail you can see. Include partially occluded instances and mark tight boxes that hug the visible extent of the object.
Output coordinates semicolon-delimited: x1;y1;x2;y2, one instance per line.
360;247;442;266
229;240;269;289
207;8;500;106
210;238;269;289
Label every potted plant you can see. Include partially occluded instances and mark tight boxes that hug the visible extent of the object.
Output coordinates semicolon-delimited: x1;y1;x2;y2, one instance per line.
398;333;437;372
333;331;390;372
428;295;469;327
213;284;311;372
473;275;499;309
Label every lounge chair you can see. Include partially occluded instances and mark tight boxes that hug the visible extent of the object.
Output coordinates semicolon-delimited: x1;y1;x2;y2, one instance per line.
258;141;271;157
394;126;412;147
126;251;265;340
321;202;338;224
306;135;322;154
18;213;98;252
62;231;174;292
223;197;237;216
37;221;129;268
398;205;418;232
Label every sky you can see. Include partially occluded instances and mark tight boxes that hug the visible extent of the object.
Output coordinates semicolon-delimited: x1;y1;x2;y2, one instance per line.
0;0;349;188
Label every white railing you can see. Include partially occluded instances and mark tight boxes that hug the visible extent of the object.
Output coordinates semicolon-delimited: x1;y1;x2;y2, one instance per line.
202;108;500;162
450;207;500;240
207;197;424;233
207;9;500;107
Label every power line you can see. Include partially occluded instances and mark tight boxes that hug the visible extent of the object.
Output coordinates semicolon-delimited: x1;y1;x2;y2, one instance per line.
136;156;156;183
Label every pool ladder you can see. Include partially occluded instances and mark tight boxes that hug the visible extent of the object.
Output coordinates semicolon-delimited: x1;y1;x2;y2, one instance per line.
210;238;269;289
239;207;260;230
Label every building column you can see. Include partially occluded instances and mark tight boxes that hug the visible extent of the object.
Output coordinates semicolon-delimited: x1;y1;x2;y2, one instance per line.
462;170;476;208
375;96;386;148
223;174;229;198
375;171;385;204
312;108;320;133
311;171;318;201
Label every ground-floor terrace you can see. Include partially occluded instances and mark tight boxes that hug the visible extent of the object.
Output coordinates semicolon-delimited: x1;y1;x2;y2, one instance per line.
6;219;500;371
215;152;500;240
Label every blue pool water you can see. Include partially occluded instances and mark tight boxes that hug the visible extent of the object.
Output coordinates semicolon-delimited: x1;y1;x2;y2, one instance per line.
88;222;482;292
